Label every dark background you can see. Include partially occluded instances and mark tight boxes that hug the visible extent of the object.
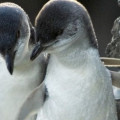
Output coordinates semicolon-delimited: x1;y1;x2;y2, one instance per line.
0;0;120;56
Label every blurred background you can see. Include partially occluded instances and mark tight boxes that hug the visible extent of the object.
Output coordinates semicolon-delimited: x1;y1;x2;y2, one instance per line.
0;0;120;56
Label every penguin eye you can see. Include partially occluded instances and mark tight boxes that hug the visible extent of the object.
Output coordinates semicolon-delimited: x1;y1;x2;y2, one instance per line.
16;30;20;39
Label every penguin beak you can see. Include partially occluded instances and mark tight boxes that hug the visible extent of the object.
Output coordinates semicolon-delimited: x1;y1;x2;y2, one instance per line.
30;40;58;61
30;43;45;61
5;52;15;75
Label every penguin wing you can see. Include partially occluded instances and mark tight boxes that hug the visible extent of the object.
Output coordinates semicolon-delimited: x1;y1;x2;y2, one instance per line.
38;53;49;84
16;54;49;120
16;82;46;120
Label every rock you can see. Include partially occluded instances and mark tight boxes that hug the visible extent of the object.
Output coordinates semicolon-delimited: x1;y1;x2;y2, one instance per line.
106;17;120;120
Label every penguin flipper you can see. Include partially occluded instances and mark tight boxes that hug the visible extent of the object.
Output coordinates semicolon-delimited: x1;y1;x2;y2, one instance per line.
17;83;46;120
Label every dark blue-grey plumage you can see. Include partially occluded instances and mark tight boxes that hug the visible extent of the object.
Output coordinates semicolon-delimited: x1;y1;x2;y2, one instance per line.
31;0;98;60
0;3;35;74
0;2;48;120
0;6;23;52
27;1;117;120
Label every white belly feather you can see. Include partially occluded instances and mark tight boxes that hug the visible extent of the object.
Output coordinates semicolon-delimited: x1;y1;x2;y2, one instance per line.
0;56;41;120
37;51;117;120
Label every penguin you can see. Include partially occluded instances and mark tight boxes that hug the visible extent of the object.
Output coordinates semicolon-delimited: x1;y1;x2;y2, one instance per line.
0;2;47;120
18;0;118;120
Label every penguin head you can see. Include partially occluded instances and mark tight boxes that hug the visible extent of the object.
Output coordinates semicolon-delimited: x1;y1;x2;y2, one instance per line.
0;3;35;75
31;0;98;60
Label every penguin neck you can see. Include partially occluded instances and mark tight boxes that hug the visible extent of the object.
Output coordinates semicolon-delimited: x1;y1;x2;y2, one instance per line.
52;38;99;69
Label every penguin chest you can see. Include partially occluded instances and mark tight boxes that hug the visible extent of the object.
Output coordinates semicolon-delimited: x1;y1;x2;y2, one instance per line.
38;60;117;120
0;61;41;120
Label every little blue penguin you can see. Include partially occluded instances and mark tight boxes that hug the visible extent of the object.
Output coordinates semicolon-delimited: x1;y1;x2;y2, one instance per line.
18;0;118;120
0;2;47;120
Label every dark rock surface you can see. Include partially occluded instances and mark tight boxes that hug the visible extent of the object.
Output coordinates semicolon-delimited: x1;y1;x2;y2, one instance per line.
106;17;120;120
106;17;120;58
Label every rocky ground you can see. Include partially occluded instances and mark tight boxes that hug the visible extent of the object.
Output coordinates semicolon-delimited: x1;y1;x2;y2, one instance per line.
106;16;120;120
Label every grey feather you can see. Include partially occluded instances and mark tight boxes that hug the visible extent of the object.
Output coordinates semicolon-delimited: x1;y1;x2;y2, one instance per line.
0;2;47;120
